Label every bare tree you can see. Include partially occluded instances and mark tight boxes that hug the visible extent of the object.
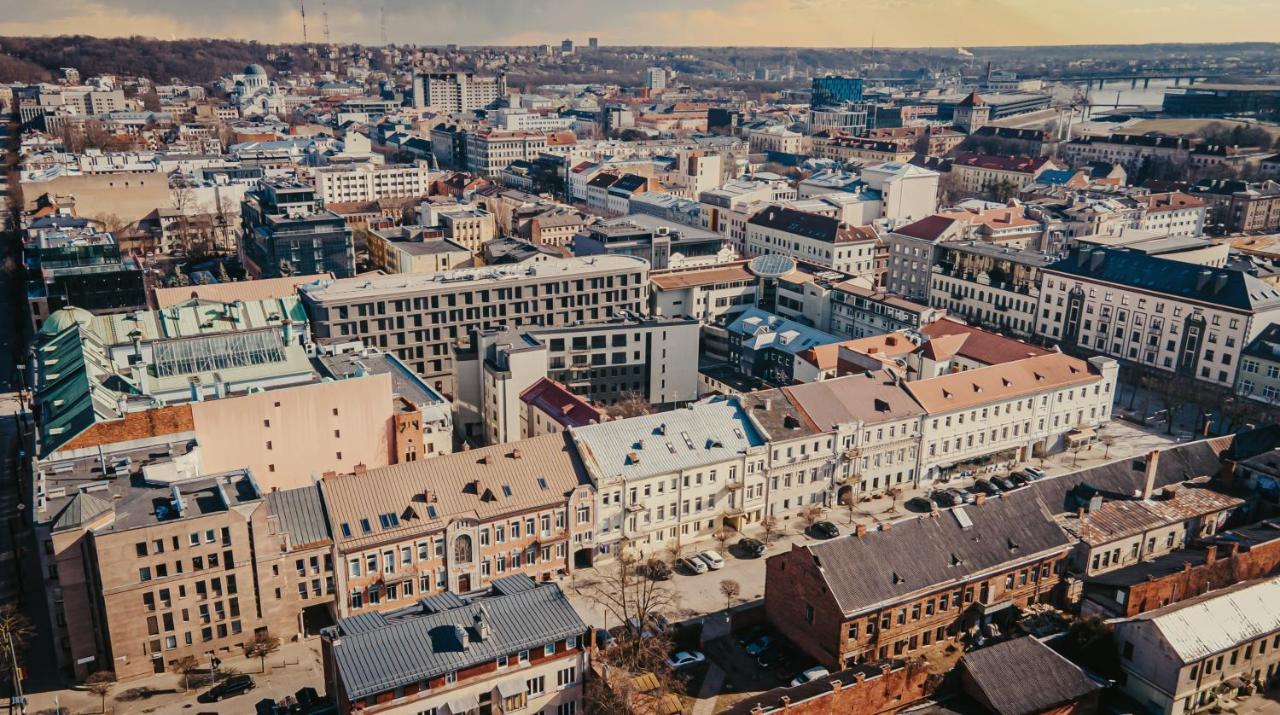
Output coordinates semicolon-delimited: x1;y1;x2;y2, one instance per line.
86;670;116;714
711;526;734;554
719;579;741;610
581;551;677;636
243;631;281;673
92;213;129;236
1099;434;1117;460
607;391;652;420
797;505;825;530
0;605;33;681
760;515;781;545
170;654;200;692
887;487;903;514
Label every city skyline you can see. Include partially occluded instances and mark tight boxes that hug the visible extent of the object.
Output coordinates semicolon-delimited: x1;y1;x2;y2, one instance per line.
7;0;1280;48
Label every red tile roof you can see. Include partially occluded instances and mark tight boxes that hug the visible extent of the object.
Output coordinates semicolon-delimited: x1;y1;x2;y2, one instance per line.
519;378;609;429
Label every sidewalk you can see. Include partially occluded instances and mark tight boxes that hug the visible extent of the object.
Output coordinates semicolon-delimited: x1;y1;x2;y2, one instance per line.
23;638;326;715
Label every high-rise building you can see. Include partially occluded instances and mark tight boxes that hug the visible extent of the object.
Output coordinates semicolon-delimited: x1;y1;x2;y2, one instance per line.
588;37;599;49
561;38;574;54
413;72;507;112
646;67;667;91
811;75;865;107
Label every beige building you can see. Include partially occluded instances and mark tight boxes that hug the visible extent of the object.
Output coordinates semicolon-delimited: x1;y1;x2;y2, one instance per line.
950;153;1062;196
465;130;549;176
1114;577;1280;714
315;163;431;205
322;433;596;617
366;226;472;274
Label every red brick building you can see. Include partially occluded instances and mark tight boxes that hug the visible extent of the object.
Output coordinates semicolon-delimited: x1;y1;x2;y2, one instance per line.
764;492;1072;671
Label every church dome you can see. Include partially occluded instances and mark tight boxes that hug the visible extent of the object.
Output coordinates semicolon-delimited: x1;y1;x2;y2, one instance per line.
244;64;268;76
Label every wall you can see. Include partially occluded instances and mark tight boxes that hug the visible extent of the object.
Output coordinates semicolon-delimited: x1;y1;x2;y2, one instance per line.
1103;541;1280;618
733;662;932;715
25;173;171;224
192;375;394;490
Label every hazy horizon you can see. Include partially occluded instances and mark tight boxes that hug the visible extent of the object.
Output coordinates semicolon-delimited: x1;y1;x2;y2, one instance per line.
7;0;1280;48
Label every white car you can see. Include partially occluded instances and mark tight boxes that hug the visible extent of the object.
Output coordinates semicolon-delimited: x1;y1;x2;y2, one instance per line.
790;666;830;687
665;651;706;670
697;550;725;570
678;557;708;575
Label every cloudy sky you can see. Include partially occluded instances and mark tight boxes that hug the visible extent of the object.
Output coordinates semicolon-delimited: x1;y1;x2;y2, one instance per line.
5;0;1279;47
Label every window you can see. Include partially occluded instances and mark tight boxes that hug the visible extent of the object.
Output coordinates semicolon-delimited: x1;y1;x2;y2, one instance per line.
526;675;545;696
557;665;577;688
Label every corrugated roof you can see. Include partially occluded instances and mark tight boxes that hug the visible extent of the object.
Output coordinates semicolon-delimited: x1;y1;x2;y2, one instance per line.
330;582;585;700
1132;576;1280;663
266;485;332;548
572;401;764;482
961;636;1102;715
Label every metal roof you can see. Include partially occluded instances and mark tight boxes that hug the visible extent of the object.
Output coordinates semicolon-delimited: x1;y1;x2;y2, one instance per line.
572;400;764;482
1128;576;1280;663
266;485;332;548
329;581;586;700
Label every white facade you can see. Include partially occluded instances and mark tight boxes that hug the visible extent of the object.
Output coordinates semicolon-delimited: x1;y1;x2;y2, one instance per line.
316;163;431;205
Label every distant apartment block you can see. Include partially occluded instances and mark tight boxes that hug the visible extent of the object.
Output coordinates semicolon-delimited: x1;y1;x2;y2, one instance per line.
413;72;507;112
315;163;431;205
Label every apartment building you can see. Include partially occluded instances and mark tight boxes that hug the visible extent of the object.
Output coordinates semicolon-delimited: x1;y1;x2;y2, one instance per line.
884;214;974;302
324;433;595;618
520;378;610;439
240;178;356;279
575;213;730;271
1114;577;1280;715
300;256;650;397
39;469;333;681
1189;179;1280;235
784;370;925;499
1037;246;1280;389
315;163;431;205
725;308;843;385
1137;192;1208;238
1238;323;1280;405
366;227;472;274
649;261;759;323
466;130;549;176
950;153;1062;196
929;241;1052;339
749;126;809;155
829;283;941;339
414;72;507;112
906;352;1117;481
453;317;700;445
321;577;587;715
765;493;1072;670
745;206;881;283
1061;134;1196;175
699;177;797;236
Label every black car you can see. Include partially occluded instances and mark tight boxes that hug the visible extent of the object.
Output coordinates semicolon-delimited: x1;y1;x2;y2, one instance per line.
198;675;256;703
737;537;767;557
809;521;840;539
931;490;957;508
991;475;1019;491
1008;473;1029;488
905;497;933;512
972;478;1001;496
756;646;792;670
735;623;769;647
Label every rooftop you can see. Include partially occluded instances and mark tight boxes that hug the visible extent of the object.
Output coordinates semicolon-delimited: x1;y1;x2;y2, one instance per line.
904;352;1099;414
519;377;609;429
1055;481;1243;546
727;308;843;356
650;261;756;291
153;275;326;308
919;318;1053;366
1127;576;1280;664
327;578;586;701
960;637;1103;715
785;369;925;428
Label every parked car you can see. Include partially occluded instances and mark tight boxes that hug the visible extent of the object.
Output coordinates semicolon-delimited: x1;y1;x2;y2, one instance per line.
745;635;775;657
641;558;672;581
756;646;793;670
198;675;256;703
1023;467;1046;480
931;490;957;508
809;521;840;539
905;496;934;512
678;556;707;575
1008;472;1029;488
790;666;831;687
736;623;768;647
697;550;726;571
737;537;766;557
991;475;1018;491
972;479;1001;496
950;488;975;505
665;651;706;670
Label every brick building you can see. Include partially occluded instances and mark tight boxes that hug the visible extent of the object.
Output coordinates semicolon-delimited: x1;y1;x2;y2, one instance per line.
764;491;1072;670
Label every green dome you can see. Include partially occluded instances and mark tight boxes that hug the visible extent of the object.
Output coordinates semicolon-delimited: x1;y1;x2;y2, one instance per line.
39;306;94;336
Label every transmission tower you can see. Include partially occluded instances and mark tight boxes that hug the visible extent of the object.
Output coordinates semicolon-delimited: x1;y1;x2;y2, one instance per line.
299;0;308;44
322;0;331;43
380;5;388;46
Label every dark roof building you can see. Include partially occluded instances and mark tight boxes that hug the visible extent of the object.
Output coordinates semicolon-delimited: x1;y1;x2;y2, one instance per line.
322;576;588;714
959;636;1104;715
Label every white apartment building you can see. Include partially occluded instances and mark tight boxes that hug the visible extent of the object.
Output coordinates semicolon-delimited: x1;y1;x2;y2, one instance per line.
1136;192;1208;238
649;261;759;323
907;352;1117;481
492;108;576;133
315;163;431;205
466;131;549;176
859;162;941;226
749;126;808;155
414;72;507;112
744;205;881;284
699;177;797;235
1037;247;1280;389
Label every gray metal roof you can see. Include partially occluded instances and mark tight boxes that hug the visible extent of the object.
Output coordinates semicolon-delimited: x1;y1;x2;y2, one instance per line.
802;493;1071;615
330;582;586;700
1124;576;1280;663
572;401;764;482
961;636;1102;715
266;485;331;548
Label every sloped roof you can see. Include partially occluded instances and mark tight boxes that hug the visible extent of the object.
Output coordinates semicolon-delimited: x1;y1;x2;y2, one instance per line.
1047;247;1280;312
784;369;924;428
1129;576;1280;663
904;352;1098;414
329;581;586;700
961;637;1102;715
51;490;115;532
920;319;1053;366
893;215;959;241
34;324;124;456
519;377;609;429
799;494;1071;615
266;485;332;548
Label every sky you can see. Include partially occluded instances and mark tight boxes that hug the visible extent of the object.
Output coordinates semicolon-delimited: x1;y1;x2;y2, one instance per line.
4;0;1279;47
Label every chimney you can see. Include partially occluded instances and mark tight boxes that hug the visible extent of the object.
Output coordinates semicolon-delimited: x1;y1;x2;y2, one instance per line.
353;463;368;475
855;523;868;538
1077;507;1085;520
1229;543;1240;557
1196;269;1212;291
1205;545;1218;565
1142;449;1160;501
975;494;987;506
474;607;492;641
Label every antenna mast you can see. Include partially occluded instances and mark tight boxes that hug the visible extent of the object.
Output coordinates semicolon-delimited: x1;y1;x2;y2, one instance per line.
322;0;331;43
299;0;308;44
380;6;387;46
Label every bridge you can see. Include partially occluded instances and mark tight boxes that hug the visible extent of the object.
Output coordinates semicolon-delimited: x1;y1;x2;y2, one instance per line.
1047;72;1228;90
